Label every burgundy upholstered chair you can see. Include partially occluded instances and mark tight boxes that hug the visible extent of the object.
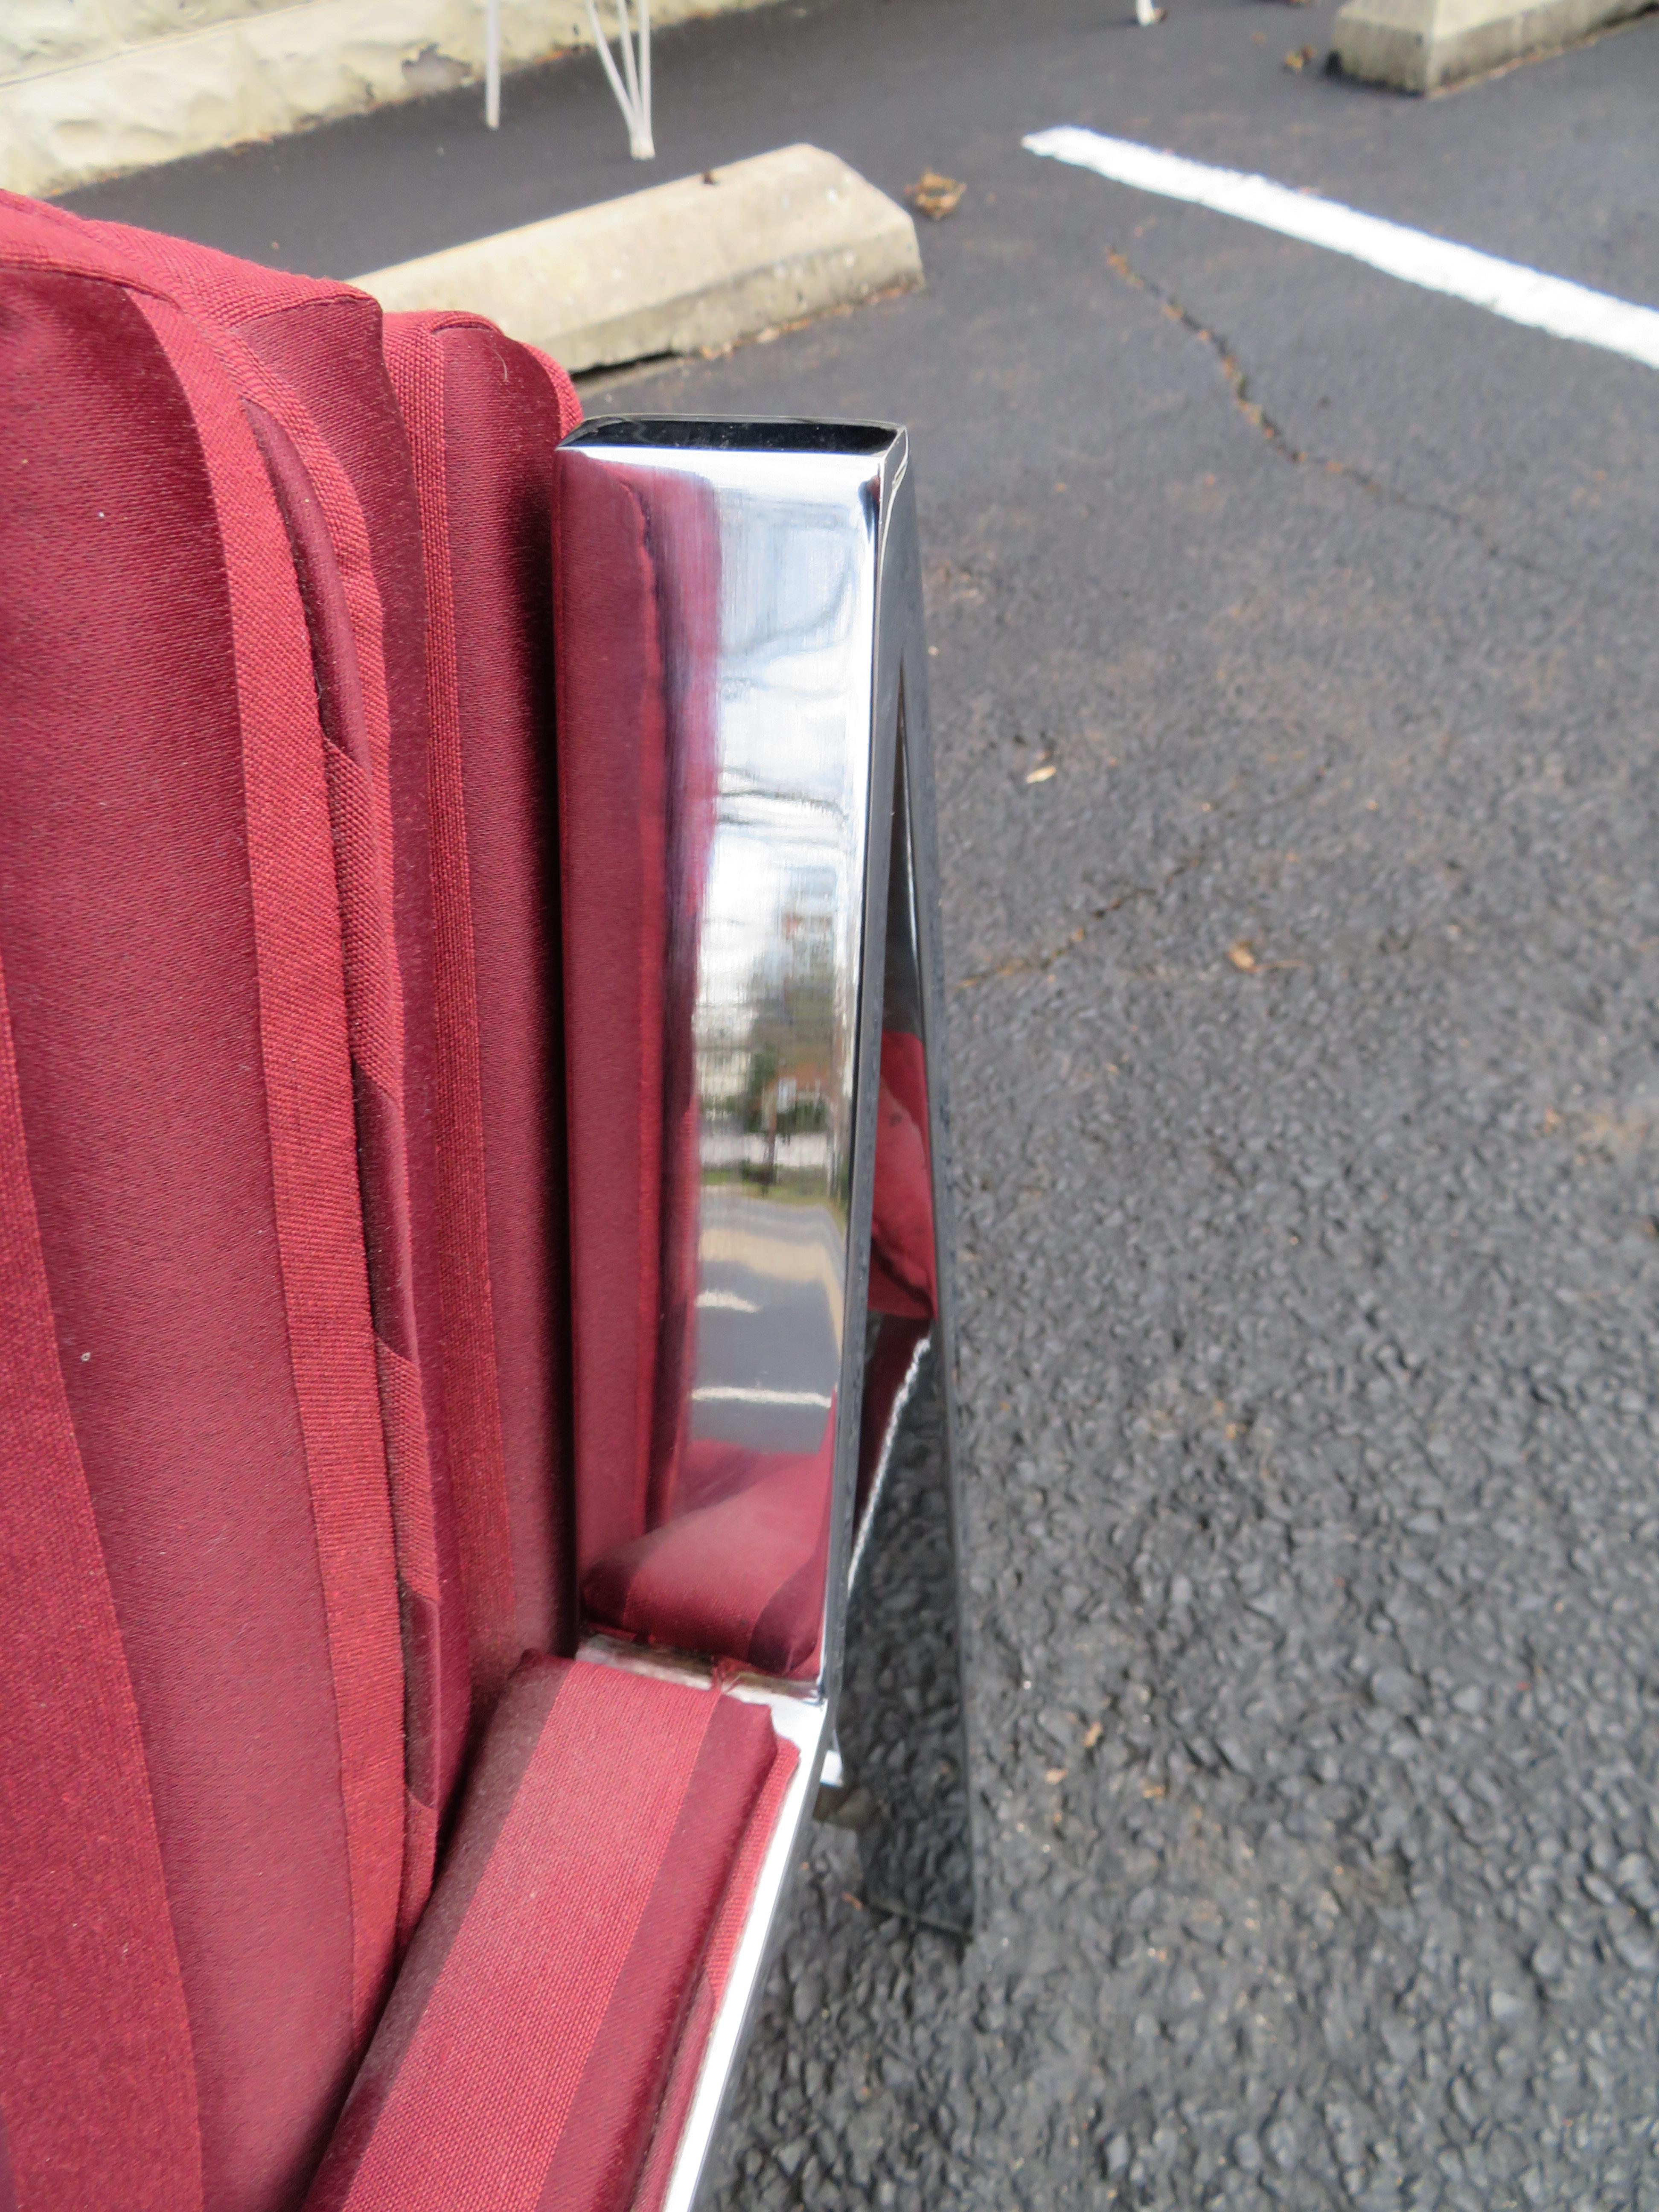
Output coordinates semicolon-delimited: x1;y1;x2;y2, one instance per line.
0;192;971;2212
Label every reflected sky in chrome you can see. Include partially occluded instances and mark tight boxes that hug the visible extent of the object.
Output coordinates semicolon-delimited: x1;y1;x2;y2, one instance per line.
572;439;883;1464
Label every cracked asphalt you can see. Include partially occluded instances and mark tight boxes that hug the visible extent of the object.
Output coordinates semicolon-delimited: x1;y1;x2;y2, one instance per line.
73;3;1659;2202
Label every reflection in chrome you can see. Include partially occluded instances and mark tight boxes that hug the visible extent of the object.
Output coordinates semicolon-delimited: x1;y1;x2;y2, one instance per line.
847;1321;928;1592
559;418;905;1692
689;1385;832;1410
557;418;974;2212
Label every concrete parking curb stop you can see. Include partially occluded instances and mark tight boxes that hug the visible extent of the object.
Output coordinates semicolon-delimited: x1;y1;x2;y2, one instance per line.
1333;0;1653;90
354;143;924;376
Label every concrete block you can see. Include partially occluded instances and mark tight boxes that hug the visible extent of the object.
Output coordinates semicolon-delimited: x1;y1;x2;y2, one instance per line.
355;143;924;375
1333;0;1653;90
0;0;782;200
0;0;301;82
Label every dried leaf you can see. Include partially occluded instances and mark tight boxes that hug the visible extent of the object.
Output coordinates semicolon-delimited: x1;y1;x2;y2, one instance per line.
1025;763;1057;785
1228;939;1257;972
1284;42;1318;67
907;170;966;221
1045;1765;1069;1785
1083;1719;1105;1750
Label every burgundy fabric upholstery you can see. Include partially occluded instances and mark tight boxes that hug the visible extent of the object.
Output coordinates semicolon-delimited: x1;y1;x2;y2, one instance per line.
554;463;671;1575
0;820;200;2212
49;211;476;1927
632;1736;799;2212
306;1657;794;2212
381;313;582;1725
0;198;405;2207
3;184;800;2212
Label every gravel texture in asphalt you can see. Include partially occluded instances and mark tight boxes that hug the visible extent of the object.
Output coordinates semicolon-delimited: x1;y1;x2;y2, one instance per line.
72;3;1659;2201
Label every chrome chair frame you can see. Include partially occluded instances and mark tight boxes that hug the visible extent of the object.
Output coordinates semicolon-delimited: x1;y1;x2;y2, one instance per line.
553;417;974;2207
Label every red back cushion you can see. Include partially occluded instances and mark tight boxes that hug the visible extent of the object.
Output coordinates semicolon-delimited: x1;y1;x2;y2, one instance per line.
0;197;406;2209
62;218;483;1923
381;311;582;1714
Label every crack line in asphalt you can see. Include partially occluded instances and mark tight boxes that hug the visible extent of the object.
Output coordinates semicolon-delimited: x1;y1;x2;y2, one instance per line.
954;760;1330;994
955;847;1208;990
1030;125;1659;372
1102;247;1551;579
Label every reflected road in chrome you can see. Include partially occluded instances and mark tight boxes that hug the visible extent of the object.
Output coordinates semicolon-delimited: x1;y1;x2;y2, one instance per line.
558;418;907;1678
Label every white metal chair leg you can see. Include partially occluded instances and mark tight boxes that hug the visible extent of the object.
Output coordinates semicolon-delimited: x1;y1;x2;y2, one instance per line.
584;0;655;159
484;0;501;126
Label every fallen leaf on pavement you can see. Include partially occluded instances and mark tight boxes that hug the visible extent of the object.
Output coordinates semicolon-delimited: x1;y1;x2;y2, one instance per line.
1025;763;1057;784
1083;1720;1105;1749
1284;43;1318;67
907;170;966;221
1228;940;1258;971
1045;1766;1069;1785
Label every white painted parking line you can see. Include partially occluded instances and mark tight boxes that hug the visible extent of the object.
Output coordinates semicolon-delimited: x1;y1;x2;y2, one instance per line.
1024;127;1659;373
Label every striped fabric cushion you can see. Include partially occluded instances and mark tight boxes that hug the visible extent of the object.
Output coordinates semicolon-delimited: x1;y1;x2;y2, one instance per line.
58;205;481;1934
630;1730;800;2212
1;186;793;2212
0;194;407;2209
306;1657;795;2212
381;311;583;1725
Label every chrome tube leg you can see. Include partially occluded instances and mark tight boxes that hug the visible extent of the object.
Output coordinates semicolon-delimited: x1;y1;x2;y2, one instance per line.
832;566;976;1935
838;1331;975;1933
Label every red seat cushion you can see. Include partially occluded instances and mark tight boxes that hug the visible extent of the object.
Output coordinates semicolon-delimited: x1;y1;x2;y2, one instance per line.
629;1729;799;2212
306;1656;795;2212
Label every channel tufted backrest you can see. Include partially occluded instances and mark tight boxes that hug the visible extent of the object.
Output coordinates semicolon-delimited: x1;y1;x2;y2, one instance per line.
0;193;586;2212
381;309;583;1714
0;195;408;2212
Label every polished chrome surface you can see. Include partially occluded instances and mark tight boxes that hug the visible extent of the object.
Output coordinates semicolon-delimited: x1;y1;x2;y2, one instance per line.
559;417;906;1693
559;415;976;2210
836;716;976;1937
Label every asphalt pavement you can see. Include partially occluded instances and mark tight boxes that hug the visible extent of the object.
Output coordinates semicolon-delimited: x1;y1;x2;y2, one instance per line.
69;4;1659;2203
